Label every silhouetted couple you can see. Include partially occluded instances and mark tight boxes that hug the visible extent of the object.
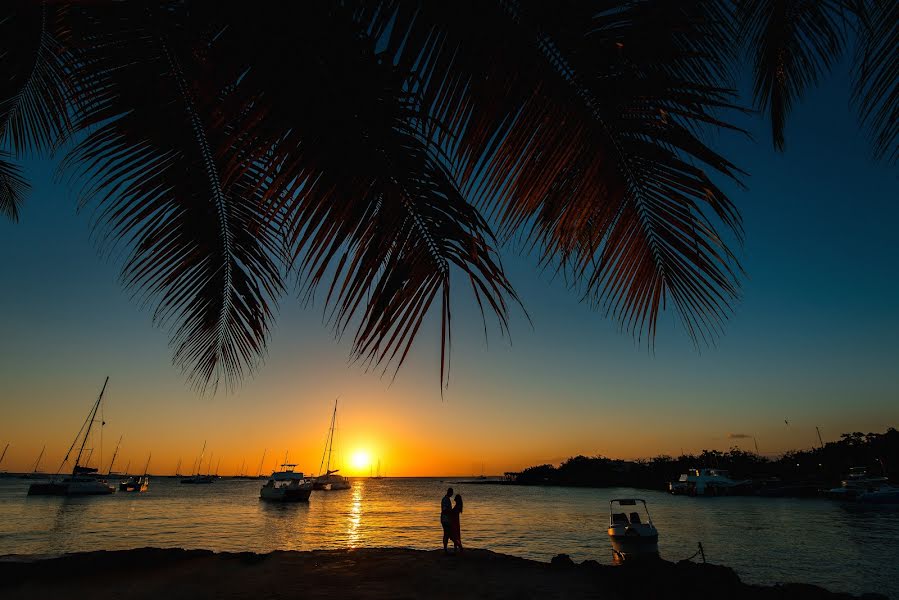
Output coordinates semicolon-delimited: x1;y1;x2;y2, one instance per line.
440;487;463;554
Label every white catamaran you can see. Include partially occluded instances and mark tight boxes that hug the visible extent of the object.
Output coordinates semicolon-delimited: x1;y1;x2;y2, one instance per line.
28;377;116;496
313;399;351;491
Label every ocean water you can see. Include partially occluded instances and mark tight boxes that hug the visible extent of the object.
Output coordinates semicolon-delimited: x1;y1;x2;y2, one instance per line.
0;477;896;597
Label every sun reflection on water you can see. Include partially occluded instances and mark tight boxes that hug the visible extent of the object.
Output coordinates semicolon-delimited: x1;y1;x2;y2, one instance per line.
346;481;363;548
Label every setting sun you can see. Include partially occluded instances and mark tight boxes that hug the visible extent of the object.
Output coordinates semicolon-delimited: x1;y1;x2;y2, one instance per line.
351;450;371;470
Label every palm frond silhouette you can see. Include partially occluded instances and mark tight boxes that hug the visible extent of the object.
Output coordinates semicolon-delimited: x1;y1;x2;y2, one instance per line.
1;1;895;392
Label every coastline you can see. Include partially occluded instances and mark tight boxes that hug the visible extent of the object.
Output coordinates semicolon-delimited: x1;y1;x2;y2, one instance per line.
0;547;886;600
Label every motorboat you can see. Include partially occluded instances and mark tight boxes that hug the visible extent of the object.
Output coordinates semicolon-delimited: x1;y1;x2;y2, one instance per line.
825;467;892;500
313;469;351;491
856;486;899;504
313;398;352;491
855;484;899;504
260;464;314;502
607;498;659;560
669;468;752;496
27;378;116;497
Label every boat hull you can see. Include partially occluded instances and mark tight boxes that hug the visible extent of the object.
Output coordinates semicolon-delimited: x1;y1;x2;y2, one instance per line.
181;476;214;484
856;489;899;504
608;533;659;557
28;480;115;496
260;486;313;502
313;478;350;491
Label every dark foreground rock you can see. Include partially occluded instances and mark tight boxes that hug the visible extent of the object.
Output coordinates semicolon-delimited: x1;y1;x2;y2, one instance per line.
0;547;884;600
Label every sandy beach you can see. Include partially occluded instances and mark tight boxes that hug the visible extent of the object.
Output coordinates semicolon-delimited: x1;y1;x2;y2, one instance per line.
0;547;883;600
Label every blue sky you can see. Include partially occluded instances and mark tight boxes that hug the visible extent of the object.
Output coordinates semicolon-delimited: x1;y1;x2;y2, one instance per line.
0;60;897;475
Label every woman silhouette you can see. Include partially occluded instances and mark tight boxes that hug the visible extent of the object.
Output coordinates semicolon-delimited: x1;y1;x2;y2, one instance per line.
450;494;463;553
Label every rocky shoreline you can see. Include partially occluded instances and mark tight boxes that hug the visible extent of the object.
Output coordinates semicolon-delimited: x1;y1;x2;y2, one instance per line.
0;547;888;599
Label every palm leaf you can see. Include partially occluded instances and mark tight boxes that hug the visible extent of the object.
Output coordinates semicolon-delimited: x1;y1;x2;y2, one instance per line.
0;0;71;154
60;3;283;392
0;152;29;221
353;1;744;345
387;0;745;344
738;0;848;150
0;0;70;221
212;4;519;387
852;0;898;163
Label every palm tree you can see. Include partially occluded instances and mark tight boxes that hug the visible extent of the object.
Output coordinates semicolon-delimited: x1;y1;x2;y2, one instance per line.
0;1;895;392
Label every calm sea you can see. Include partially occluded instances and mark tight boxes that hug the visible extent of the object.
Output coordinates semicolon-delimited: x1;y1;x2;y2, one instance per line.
0;477;896;597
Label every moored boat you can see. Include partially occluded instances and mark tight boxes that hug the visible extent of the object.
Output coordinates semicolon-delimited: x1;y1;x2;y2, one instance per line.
120;455;151;492
27;378;116;497
856;485;899;504
313;469;351;491
181;474;215;484
669;468;752;496
260;464;313;502
181;442;215;484
18;445;47;479
607;498;659;560
824;467;890;500
119;475;149;492
313;398;351;491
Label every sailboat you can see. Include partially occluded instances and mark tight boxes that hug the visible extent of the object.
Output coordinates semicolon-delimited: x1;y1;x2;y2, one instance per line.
256;449;268;479
107;435;124;476
313;399;351;491
372;459;384;480
19;445;46;479
120;454;150;492
28;378;116;496
181;442;214;484
0;442;8;475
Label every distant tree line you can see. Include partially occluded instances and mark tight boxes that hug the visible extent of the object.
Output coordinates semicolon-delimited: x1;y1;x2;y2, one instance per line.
514;428;899;489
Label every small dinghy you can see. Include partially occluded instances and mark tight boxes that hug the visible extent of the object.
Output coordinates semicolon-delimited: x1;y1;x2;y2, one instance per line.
607;499;659;560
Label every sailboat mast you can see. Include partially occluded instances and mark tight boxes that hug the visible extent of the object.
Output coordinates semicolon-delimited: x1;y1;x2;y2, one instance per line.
32;445;45;473
143;453;152;477
195;441;207;476
175;457;182;476
73;377;109;470
108;435;123;475
326;399;337;472
256;449;267;477
317;397;340;476
0;442;8;468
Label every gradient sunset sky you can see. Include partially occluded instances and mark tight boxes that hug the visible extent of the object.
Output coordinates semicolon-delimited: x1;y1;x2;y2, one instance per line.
1;62;897;477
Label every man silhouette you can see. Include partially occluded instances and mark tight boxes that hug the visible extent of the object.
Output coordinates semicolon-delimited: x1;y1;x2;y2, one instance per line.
441;487;453;553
